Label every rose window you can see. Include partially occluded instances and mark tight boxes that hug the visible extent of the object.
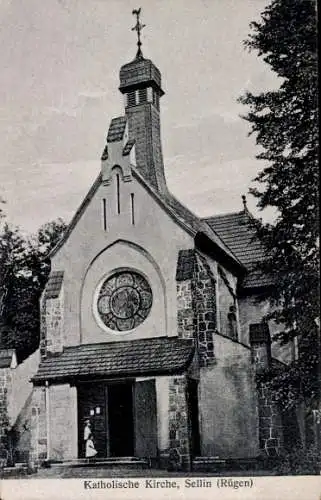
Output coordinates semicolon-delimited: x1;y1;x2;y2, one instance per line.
96;271;152;331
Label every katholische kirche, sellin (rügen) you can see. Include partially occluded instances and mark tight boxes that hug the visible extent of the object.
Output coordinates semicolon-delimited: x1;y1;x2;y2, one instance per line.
0;10;297;471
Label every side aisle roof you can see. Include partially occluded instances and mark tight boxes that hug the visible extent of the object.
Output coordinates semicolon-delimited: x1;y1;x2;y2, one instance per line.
204;210;272;289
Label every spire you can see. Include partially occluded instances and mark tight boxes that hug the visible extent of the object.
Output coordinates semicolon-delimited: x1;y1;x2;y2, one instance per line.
132;8;146;59
118;11;167;194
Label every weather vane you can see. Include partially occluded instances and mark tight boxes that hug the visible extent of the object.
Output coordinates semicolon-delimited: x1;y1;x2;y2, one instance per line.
132;8;146;58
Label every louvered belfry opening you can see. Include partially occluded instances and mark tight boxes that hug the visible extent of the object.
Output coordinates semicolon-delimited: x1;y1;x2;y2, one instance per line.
119;55;167;195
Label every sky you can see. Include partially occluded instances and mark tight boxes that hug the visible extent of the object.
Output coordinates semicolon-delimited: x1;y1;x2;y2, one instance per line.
0;0;279;234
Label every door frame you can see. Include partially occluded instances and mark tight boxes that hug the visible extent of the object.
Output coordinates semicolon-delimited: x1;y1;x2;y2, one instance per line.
133;378;158;458
186;378;201;458
107;380;135;457
77;378;135;458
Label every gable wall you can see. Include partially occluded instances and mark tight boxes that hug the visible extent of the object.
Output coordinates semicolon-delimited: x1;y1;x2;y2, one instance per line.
51;170;194;346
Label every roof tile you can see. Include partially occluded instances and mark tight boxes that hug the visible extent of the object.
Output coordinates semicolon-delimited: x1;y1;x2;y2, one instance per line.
122;139;135;156
203;211;271;289
107;116;127;143
32;336;194;384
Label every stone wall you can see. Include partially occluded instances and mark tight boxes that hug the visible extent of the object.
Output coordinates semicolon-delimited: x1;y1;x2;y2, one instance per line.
0;367;10;448
193;253;216;366
257;384;283;456
41;291;64;358
249;323;284;457
176;250;217;366
177;280;194;340
39;296;46;360
217;266;236;338
40;271;64;359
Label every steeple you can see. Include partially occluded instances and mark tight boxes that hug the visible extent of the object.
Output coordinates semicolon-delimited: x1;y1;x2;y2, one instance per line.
118;9;167;194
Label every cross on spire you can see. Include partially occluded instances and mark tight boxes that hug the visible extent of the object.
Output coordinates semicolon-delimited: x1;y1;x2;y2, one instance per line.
132;8;146;58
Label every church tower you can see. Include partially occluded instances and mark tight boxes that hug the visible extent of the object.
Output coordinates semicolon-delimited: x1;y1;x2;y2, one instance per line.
118;10;167;194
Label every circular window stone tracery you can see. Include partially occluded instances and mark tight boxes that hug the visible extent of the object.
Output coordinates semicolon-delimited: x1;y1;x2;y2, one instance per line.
96;270;152;332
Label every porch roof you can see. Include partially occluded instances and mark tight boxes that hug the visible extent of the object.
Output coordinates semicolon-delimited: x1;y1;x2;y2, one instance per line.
32;336;195;385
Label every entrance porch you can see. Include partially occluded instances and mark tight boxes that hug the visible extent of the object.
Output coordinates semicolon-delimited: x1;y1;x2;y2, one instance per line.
31;337;197;470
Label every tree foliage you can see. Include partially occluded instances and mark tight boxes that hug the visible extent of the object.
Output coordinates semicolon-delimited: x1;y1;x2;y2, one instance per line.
239;0;319;409
0;215;67;363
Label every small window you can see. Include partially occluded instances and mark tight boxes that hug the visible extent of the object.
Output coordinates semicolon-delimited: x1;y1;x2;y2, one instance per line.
116;174;120;214
102;198;107;231
130;193;135;225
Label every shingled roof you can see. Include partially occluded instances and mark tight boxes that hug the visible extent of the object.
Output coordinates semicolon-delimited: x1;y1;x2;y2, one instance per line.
203;210;272;289
32;336;194;384
107;116;127;143
165;193;243;267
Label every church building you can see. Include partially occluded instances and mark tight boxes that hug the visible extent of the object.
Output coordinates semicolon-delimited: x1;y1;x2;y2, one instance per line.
1;16;294;472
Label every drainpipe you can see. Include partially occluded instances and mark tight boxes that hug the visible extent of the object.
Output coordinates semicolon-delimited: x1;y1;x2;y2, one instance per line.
45;381;50;461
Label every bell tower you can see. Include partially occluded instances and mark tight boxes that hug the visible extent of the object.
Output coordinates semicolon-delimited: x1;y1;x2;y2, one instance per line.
119;9;167;194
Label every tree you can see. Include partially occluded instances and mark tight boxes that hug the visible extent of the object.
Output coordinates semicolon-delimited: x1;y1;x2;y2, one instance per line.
0;217;66;362
239;0;319;414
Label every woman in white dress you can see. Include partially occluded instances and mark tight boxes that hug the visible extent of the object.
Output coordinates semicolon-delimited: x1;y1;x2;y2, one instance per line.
84;419;97;458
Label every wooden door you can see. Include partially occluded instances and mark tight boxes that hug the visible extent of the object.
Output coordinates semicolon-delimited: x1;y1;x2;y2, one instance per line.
77;383;107;458
108;383;134;457
134;379;157;458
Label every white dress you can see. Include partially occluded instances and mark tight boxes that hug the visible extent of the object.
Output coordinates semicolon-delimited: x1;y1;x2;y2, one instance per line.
84;424;97;458
84;424;91;441
85;438;97;458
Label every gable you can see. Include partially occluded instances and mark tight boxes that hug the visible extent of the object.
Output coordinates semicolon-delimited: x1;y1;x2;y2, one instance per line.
50;115;243;273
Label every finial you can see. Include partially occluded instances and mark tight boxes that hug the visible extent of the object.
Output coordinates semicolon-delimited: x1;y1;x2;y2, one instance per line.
242;194;247;210
132;8;146;58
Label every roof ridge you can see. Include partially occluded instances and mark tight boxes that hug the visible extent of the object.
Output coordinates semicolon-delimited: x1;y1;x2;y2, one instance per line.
130;168;244;269
49;155;243;269
64;336;190;351
202;210;246;221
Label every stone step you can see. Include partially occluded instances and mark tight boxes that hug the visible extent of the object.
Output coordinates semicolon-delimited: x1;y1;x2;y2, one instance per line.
0;464;29;478
192;457;225;471
49;457;150;469
192;456;262;472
